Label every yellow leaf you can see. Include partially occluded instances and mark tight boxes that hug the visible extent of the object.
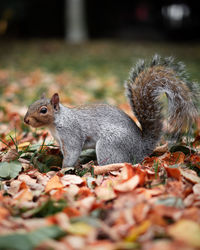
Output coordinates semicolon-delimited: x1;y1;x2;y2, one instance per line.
125;220;151;242
168;219;200;248
67;222;93;236
45;175;64;193
18;142;31;150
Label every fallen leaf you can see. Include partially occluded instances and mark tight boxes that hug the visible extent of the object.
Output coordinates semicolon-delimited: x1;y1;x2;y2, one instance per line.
95;186;117;201
2;149;19;162
0;226;64;250
0;207;10;220
61;174;83;186
162;151;185;165
114;175;140;192
93;163;125;175
0;161;22;179
164;165;181;180
189;154;200;169
168;219;200;248
193;183;200;195
125;220;151;242
14;188;33;202
18;142;31;150
63;207;81;218
153;142;168;155
45;175;64;193
180;169;200;184
67;222;93;236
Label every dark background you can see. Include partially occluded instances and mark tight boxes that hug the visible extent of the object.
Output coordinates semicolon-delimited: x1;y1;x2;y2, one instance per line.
0;0;200;41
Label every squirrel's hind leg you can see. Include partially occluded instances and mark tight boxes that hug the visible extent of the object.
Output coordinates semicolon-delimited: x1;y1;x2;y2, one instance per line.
96;138;133;165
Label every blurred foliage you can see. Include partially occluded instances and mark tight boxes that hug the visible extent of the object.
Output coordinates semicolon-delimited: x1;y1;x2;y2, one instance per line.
0;40;199;108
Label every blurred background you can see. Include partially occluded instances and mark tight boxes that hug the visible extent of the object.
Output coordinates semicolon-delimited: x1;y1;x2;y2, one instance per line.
1;0;200;41
0;0;200;111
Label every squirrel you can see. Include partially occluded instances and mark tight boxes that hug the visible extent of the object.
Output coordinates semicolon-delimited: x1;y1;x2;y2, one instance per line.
24;54;199;168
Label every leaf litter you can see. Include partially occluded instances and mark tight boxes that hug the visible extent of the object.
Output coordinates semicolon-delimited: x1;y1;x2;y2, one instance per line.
1;68;200;249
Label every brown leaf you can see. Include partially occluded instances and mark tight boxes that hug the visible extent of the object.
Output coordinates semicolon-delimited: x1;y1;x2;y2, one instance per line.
162;151;185;165
2;148;18;162
189;154;200;169
153;142;168;155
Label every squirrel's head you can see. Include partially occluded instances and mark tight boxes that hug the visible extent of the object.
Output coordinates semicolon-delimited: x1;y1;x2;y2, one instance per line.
24;93;60;128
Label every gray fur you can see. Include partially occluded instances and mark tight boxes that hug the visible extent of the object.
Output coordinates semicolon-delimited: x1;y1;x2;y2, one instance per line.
52;104;143;167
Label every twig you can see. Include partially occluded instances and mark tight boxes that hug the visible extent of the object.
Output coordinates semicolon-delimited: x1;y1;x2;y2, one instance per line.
93;163;126;175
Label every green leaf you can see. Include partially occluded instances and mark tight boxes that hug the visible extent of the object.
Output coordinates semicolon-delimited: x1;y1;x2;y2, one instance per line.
71;216;101;227
155;197;184;208
0;226;65;250
170;145;195;155
0;161;22;179
23;199;67;218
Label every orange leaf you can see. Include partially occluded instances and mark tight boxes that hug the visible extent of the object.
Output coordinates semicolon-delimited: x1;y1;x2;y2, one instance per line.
14;188;33;202
164;165;181;180
63;207;81;218
51;189;66;200
142;156;160;167
190;154;200;169
119;163;135;181
115;175;140;192
0;207;10;220
77;187;92;199
45;175;64;193
162;151;185;165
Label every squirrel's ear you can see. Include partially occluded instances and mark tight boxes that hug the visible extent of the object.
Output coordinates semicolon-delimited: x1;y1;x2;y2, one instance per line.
41;93;46;99
50;93;60;110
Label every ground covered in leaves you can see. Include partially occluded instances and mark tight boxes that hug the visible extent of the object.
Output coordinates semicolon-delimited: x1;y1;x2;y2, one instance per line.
1;40;200;250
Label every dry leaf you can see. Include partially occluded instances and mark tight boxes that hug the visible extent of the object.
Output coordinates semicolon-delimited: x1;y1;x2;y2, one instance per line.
115;175;140;192
168;219;200;248
45;175;64;192
2;148;18;162
93;163;125;175
95;186;117;201
180;169;200;184
61;174;83;186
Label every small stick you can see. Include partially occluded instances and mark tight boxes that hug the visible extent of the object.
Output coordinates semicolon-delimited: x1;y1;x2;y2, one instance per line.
93;163;126;175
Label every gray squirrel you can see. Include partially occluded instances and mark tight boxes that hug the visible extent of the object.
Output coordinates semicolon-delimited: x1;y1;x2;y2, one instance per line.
24;55;199;168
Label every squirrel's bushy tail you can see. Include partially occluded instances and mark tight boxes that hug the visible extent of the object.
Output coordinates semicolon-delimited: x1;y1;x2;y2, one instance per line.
125;54;199;155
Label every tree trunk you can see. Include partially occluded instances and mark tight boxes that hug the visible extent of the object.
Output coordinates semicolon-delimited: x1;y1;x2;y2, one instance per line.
65;0;88;43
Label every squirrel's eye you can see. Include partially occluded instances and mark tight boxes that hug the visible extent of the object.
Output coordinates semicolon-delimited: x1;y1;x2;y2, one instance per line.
40;107;47;114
